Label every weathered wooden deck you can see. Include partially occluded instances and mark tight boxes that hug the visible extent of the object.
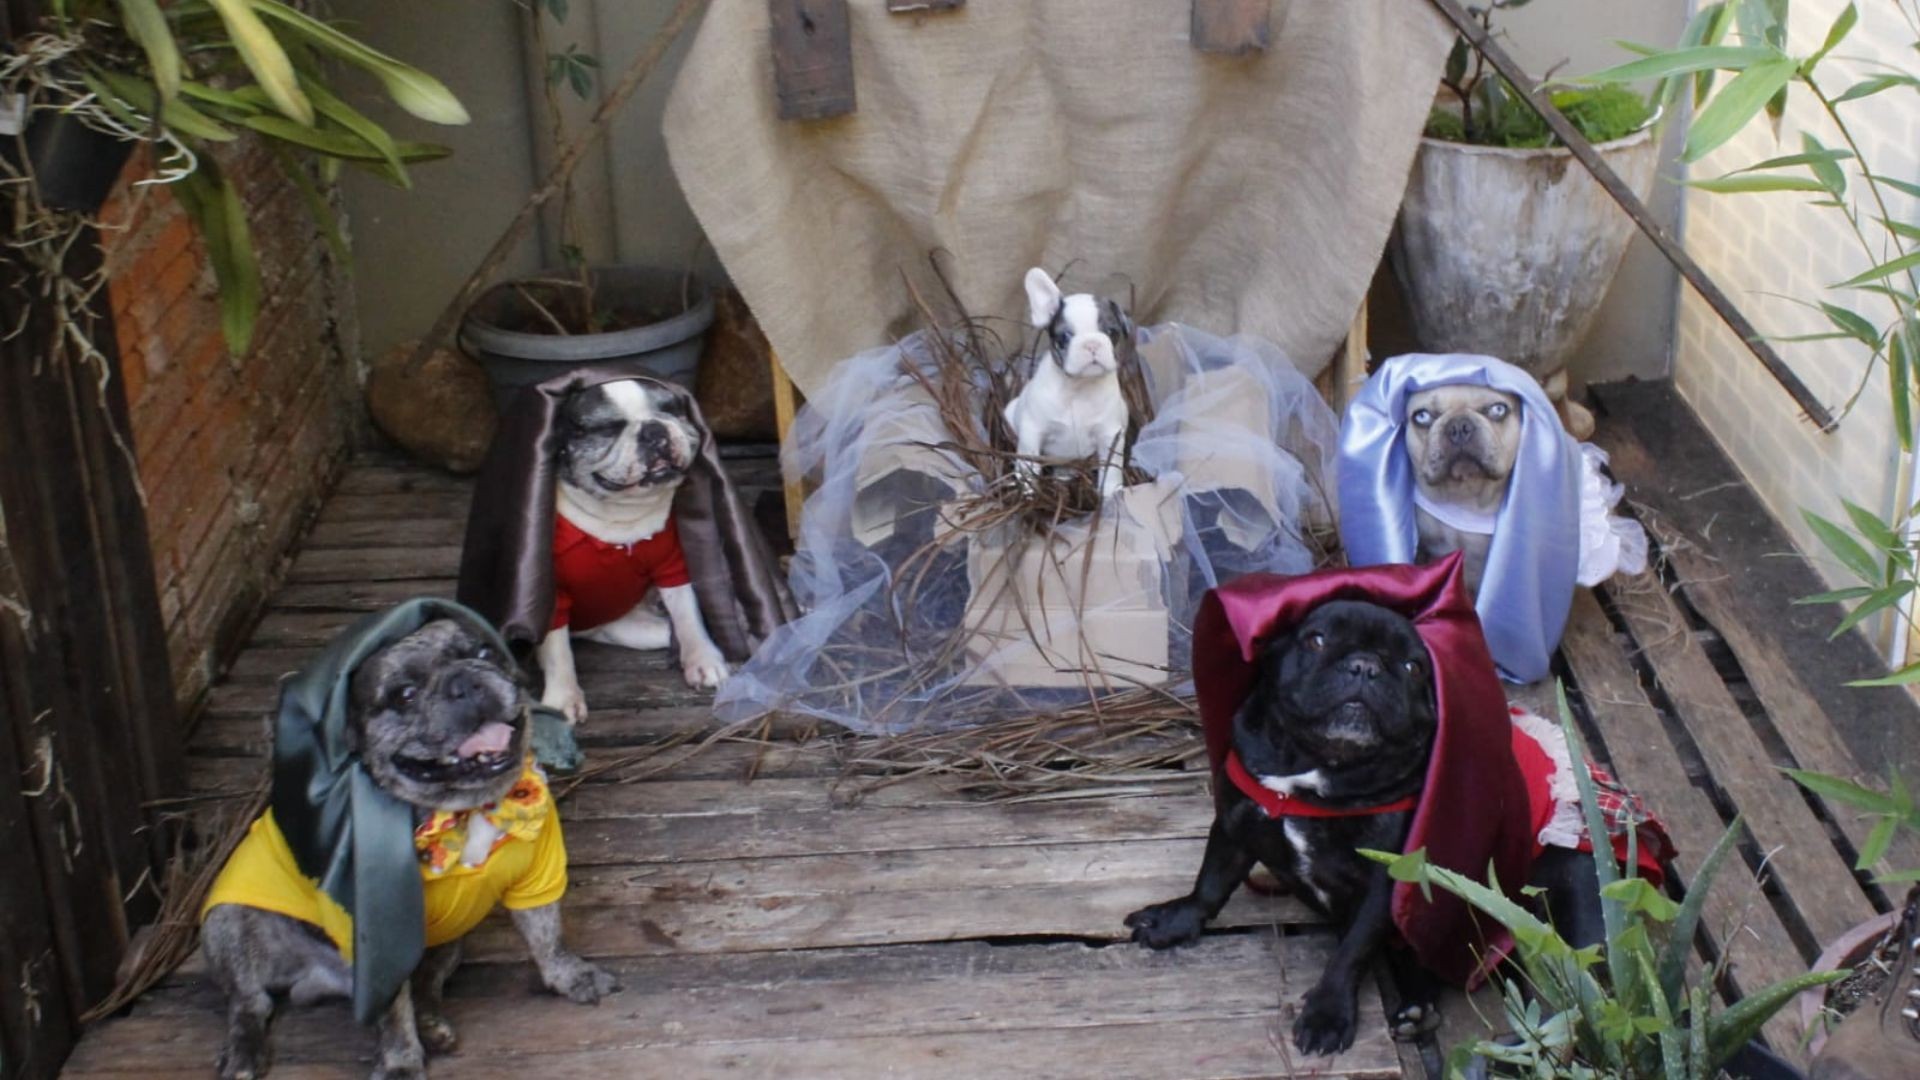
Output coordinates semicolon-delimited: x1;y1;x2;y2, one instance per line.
68;382;1920;1078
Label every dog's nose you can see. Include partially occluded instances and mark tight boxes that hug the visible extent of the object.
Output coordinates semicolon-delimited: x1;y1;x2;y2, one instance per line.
1444;416;1476;447
1342;652;1383;680
442;668;476;701
637;421;672;451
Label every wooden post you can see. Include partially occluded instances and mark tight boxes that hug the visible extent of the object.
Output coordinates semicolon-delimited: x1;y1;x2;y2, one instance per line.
770;0;856;121
770;351;805;538
1191;0;1271;55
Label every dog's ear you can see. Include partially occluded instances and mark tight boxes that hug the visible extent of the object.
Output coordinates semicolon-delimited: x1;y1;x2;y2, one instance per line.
1025;267;1063;329
1104;298;1134;341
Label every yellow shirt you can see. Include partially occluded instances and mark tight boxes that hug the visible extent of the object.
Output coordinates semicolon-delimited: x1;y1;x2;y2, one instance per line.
202;806;569;956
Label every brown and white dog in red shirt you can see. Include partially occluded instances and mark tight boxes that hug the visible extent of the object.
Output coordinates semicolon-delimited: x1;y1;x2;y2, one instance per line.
536;380;729;723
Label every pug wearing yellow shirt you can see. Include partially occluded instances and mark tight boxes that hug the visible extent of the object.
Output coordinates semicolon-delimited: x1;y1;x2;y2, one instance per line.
201;610;615;1080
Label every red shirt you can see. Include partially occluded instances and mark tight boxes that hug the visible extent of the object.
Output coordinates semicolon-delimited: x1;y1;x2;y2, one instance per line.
549;513;692;632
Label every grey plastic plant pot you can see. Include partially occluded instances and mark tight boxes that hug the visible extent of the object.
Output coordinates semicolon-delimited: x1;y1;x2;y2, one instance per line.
460;265;714;408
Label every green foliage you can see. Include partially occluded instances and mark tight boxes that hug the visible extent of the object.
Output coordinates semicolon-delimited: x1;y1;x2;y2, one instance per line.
18;1;468;351
1427;1;1651;151
1365;688;1846;1077
1591;2;1920;688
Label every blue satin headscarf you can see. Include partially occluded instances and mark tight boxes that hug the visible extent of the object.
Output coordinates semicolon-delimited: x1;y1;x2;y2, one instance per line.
1337;353;1580;683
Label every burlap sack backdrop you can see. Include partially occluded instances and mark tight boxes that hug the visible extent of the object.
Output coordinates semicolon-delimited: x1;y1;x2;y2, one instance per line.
663;0;1452;393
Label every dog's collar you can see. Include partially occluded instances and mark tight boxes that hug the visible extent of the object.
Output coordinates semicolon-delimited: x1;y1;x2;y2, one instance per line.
1224;750;1418;819
1411;489;1498;536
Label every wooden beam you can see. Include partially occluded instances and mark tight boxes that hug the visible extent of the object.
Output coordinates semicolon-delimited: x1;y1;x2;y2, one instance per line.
770;350;805;539
770;0;856;121
1425;0;1836;432
1190;0;1271;55
887;0;962;12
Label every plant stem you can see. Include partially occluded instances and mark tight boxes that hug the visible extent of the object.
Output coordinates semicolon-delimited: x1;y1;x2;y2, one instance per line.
526;3;595;331
402;0;710;376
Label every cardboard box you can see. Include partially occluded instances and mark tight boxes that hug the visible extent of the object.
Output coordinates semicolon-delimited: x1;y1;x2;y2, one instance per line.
959;477;1184;688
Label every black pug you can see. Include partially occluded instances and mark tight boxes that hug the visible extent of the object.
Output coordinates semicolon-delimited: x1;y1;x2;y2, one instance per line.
1125;599;1441;1055
202;619;616;1080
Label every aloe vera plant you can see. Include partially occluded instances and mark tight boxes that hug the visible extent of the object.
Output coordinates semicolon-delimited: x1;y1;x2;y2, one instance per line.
1365;687;1844;1077
13;0;469;351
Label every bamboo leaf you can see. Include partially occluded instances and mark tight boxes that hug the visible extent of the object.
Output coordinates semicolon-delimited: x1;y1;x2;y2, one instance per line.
1802;133;1847;196
249;0;470;125
1583;45;1781;86
1879;218;1920;243
1895;326;1915;453
1858;814;1898;870
1826;581;1912;639
1836;250;1920;289
1820;303;1881;348
1843;499;1903;550
1793;586;1879;604
1684;57;1798;163
1687;173;1827;194
1870;175;1920;201
1833;74;1920;105
1848;661;1920;687
1734;148;1855;173
1807;3;1857;71
1802;510;1882;582
206;0;314;125
117;0;183;101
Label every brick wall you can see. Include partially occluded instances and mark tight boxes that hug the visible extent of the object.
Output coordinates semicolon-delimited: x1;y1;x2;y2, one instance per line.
101;146;361;709
1672;0;1918;657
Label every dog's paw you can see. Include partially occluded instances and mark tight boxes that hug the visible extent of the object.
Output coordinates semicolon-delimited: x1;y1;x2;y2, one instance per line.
1292;983;1359;1057
416;1013;458;1055
546;955;621;1005
216;1041;270;1080
541;680;588;725
1389;999;1441;1042
680;648;729;691
1123;898;1207;950
370;1056;427;1080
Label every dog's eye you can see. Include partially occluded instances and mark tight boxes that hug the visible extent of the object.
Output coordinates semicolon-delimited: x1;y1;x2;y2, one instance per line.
388;684;418;708
1303;631;1327;652
1401;658;1423;676
1484;403;1511;421
474;645;494;662
1410;408;1435;427
1052;330;1072;353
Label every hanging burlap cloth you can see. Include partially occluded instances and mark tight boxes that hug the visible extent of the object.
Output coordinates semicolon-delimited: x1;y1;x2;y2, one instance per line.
662;0;1451;392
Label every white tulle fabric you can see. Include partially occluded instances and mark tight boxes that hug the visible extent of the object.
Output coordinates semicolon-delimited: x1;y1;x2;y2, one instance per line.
712;323;1340;734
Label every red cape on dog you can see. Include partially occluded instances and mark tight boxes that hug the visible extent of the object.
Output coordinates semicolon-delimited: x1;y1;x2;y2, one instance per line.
1193;554;1668;986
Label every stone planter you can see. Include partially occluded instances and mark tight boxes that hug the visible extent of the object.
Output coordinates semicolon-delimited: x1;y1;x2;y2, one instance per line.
1796;908;1902;1058
1391;127;1658;439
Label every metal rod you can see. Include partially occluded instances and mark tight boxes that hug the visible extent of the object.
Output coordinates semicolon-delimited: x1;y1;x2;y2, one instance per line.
1425;0;1837;431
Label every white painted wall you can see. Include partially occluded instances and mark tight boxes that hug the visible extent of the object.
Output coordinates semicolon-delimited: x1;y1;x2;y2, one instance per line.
1670;0;1918;645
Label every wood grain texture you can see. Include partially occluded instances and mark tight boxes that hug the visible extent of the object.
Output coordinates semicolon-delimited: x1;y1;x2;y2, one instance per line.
1191;0;1272;55
770;0;857;121
1560;591;1811;1059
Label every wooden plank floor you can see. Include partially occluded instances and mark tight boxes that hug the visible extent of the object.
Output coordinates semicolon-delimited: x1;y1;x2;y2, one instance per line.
70;382;1917;1077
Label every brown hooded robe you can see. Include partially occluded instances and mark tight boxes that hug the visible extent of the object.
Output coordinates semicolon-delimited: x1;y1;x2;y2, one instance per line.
457;364;795;662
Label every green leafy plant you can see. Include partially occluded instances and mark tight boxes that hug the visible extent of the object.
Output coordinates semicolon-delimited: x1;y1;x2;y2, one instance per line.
1586;1;1920;683
5;0;469;351
1786;765;1920;883
1427;1;1654;149
1365;688;1843;1077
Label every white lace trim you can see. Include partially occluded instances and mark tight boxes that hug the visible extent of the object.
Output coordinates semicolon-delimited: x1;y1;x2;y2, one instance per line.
1511;707;1586;850
1577;444;1650;586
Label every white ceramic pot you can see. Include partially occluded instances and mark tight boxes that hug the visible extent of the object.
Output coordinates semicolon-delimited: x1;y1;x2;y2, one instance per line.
1391;127;1658;432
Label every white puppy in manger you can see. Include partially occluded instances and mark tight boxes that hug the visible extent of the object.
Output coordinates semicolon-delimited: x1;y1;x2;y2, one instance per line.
1003;267;1133;499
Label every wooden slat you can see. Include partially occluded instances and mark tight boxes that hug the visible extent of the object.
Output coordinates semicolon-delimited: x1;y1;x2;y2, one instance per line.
769;0;856;121
457;839;1308;961
303;516;466;550
287;545;463;584
269;577;457;612
1601;572;1876;948
313;490;470;524
67;935;1398;1079
1592;413;1920;882
1191;0;1272;55
332;462;471;496
1560;591;1810;1059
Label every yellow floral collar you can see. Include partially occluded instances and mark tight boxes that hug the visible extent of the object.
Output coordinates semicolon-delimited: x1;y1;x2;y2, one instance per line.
413;759;552;878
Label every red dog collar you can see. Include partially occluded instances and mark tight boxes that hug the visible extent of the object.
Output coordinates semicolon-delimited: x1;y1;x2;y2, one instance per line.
1224;750;1419;819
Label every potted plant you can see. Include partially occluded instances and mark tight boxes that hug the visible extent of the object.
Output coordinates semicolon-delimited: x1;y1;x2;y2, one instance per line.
459;0;713;403
1392;0;1657;441
1372;693;1842;1079
1;0;468;352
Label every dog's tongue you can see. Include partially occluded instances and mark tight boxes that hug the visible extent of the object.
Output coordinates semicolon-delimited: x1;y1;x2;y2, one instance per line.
457;722;515;759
